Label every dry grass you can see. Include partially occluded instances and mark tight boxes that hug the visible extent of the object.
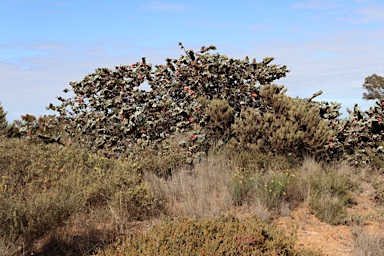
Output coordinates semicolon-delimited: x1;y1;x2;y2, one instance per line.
353;228;384;256
145;154;362;226
145;155;233;218
296;158;359;224
2;134;384;255
145;153;296;220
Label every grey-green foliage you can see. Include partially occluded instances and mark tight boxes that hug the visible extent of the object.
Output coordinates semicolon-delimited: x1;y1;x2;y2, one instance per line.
49;44;289;159
309;93;384;166
328;102;384;165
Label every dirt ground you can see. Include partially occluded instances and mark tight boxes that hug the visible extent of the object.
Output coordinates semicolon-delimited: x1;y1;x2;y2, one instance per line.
275;181;384;255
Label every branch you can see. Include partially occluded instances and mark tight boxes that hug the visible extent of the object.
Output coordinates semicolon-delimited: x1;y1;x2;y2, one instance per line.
308;90;323;102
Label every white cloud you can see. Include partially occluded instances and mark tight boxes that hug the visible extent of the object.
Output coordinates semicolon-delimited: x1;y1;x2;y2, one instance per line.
222;26;384;115
357;5;384;22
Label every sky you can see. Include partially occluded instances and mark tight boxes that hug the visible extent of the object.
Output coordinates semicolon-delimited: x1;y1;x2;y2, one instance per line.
1;0;384;122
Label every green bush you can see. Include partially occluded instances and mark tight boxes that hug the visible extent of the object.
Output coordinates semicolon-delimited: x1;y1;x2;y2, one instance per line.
97;215;319;255
233;84;332;162
0;178;83;244
203;99;235;148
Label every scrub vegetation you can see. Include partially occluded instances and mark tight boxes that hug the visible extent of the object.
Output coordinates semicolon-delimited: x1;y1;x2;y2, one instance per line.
1;44;383;255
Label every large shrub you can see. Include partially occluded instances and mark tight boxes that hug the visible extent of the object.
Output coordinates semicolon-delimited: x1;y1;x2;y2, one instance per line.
49;44;289;160
316;100;384;165
231;84;332;161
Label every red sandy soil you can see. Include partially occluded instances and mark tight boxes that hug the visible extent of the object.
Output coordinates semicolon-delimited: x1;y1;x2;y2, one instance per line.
275;181;384;255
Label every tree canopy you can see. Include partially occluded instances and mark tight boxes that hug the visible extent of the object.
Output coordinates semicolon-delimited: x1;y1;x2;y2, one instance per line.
362;74;384;101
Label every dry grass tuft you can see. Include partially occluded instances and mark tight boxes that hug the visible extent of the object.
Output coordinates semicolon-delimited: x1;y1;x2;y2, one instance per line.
353;229;384;256
297;158;359;224
145;155;233;218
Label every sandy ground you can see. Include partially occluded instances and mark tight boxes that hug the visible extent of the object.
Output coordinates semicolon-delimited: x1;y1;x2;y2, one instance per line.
275;181;384;255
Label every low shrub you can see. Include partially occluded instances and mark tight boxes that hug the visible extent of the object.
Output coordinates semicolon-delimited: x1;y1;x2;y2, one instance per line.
97;215;319;255
0;137;162;252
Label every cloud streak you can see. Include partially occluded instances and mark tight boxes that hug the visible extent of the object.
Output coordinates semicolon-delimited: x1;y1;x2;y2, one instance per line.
141;1;193;12
357;5;384;22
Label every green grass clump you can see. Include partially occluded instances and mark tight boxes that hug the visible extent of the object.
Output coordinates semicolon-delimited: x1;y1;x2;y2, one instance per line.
98;215;320;256
299;159;358;225
228;167;256;206
252;170;297;211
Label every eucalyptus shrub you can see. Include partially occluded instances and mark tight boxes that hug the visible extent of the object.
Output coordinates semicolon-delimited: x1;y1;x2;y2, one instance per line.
308;95;384;165
49;44;289;160
43;43;384;168
327;102;384;165
8;114;63;144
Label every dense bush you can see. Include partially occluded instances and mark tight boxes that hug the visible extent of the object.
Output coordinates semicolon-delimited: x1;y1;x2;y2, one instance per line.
319;101;384;165
48;44;290;162
231;84;332;161
98;215;319;255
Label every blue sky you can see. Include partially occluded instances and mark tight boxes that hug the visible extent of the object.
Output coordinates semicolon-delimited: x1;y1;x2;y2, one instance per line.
1;0;384;121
